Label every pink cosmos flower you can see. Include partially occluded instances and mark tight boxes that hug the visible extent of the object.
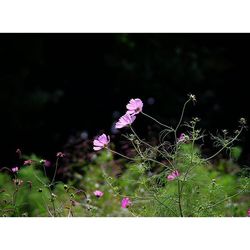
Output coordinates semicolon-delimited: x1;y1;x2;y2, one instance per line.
126;98;143;115
93;190;104;198
115;113;136;129
177;133;186;143
93;134;110;151
167;170;180;181
121;197;132;208
12;166;19;173
248;209;250;217
24;160;33;166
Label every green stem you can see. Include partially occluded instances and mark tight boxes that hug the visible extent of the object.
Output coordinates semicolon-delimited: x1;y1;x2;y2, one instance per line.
130;125;175;170
142;112;173;130
174;99;190;144
51;157;59;185
177;180;184;217
204;126;244;161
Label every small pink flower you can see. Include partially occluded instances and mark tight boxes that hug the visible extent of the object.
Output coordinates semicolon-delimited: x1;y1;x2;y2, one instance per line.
12;166;19;173
45;160;51;167
24;160;33;166
177;133;186;143
248;209;250;217
126;98;143;115
93;190;104;198
56;152;65;158
121;197;132;208
167;170;180;181
93;134;110;151
115;113;136;129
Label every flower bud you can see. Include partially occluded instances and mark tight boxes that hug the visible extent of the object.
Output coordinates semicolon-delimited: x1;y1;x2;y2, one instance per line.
239;118;246;125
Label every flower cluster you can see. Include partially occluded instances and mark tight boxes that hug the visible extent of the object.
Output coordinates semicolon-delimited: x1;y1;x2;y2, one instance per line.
115;98;143;129
93;98;143;207
93;98;143;151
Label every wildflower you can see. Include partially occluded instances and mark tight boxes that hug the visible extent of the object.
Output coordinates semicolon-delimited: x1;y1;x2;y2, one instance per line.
167;170;180;181
93;134;110;151
126;98;143;115
40;159;52;167
115;113;136;129
11;166;19;173
177;133;187;143
248;209;250;217
56;152;65;158
121;197;132;208
23;160;33;166
93;190;104;198
44;160;51;167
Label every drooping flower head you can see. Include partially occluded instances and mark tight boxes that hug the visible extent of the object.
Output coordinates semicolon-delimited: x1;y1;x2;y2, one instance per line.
248;209;250;217
121;197;132;208
23;160;33;166
115;113;136;129
126;98;143;115
93;190;104;198
56;152;65;158
167;170;180;181
93;133;110;151
12;166;19;173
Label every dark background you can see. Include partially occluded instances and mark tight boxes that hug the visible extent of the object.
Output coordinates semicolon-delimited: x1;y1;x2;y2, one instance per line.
0;34;249;166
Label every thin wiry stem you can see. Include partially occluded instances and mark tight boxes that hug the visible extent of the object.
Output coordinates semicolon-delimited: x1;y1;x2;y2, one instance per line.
130;125;175;170
200;187;246;212
51;157;59;185
204;126;244;162
177;179;184;217
174;99;191;143
108;148;135;161
141;111;173;130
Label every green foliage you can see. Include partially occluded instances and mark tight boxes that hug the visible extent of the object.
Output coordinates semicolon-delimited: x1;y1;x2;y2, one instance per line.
0;96;249;217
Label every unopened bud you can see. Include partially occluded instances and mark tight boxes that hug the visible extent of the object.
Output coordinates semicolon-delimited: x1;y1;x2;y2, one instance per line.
188;94;197;102
239;118;246;125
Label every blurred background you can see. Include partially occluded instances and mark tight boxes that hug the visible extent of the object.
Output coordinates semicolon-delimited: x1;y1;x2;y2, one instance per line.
0;34;249;166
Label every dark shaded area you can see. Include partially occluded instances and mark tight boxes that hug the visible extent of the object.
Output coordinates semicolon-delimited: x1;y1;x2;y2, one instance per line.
0;34;250;166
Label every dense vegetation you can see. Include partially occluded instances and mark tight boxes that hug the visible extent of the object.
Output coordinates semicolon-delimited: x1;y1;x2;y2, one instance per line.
1;95;249;217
